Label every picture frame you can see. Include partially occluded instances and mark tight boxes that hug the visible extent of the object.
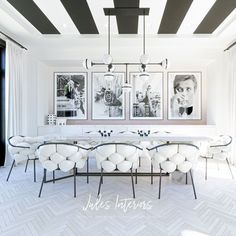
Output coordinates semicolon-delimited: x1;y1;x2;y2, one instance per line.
54;72;87;120
130;72;164;120
167;72;202;120
91;72;125;120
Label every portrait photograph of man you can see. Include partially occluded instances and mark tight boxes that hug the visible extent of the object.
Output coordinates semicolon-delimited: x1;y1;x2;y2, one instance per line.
168;72;201;120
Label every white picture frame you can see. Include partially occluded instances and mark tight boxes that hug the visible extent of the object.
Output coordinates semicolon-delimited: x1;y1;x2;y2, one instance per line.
130;72;163;120
54;72;87;120
92;72;125;120
167;72;202;120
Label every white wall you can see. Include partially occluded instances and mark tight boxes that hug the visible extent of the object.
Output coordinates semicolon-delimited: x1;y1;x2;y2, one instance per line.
38;62;207;126
21;53;50;136
207;52;231;133
20;51;211;135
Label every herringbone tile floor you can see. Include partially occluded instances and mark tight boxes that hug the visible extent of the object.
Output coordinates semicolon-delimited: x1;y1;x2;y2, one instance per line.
1;158;236;236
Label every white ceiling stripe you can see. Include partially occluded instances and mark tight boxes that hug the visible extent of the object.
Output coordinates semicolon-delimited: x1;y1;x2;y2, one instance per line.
139;0;167;35
177;0;216;35
32;0;79;34
87;0;118;35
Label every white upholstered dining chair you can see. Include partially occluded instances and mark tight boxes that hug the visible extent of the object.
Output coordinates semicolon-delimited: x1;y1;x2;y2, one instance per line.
37;142;90;198
147;143;199;199
93;142;142;198
200;135;233;180
7;135;44;182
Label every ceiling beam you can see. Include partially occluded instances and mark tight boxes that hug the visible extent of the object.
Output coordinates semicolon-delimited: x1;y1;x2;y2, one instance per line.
61;0;98;34
194;0;236;34
158;0;193;34
113;0;140;34
7;0;60;34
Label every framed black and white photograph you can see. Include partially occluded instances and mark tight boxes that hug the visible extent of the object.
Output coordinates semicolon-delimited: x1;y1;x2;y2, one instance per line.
92;72;125;120
167;72;202;120
54;72;87;119
130;72;163;119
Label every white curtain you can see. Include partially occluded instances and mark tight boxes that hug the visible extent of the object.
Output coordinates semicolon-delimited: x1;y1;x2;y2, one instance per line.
224;47;236;164
5;41;25;165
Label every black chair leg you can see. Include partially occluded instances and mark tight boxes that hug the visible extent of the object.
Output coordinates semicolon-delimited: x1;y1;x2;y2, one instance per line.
226;158;234;179
158;167;162;199
38;169;46;198
87;158;89;184
74;167;77;198
151;164;153;184
131;168;135;199
6;160;15;181
205;157;208;180
33;159;36;182
97;168;103;198
135;169;137;184
186;173;188;184
25;158;29;172
189;169;197;199
53;171;55;184
139;156;141;167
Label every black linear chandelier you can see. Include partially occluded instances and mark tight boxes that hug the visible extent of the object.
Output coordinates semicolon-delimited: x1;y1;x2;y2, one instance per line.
83;7;169;92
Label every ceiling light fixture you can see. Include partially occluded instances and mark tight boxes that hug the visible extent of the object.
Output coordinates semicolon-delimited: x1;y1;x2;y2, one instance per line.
139;10;150;81
103;11;115;81
82;7;169;85
122;63;132;92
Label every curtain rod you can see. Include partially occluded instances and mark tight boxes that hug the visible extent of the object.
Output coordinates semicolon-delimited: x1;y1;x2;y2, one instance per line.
0;30;27;50
224;41;236;51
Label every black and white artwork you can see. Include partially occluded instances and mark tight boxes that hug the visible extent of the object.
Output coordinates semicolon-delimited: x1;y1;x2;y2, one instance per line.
92;72;125;119
54;72;87;119
168;72;201;120
130;72;163;119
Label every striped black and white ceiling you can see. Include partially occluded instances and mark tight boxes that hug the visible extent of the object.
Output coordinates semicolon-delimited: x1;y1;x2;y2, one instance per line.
3;0;236;36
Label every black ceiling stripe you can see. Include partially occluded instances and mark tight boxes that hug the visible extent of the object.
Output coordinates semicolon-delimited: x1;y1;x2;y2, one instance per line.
7;0;60;34
158;0;193;34
61;0;98;34
194;0;236;34
113;0;140;34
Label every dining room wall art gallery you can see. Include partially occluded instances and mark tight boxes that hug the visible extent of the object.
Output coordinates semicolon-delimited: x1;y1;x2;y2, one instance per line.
54;71;202;121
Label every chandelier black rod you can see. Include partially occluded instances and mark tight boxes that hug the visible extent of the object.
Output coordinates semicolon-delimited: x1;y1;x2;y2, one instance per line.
108;10;111;55
91;62;162;66
143;11;145;55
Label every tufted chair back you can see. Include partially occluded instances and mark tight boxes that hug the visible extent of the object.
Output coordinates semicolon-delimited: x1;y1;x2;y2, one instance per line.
201;135;233;180
37;143;90;198
148;143;199;199
8;135;44;163
7;135;44;182
94;143;142;172
205;135;232;161
37;143;89;172
149;143;199;173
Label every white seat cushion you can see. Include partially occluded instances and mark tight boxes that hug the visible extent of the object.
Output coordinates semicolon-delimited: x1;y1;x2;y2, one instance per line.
161;161;176;173
177;161;192;173
117;161;132;172
101;161;116;172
